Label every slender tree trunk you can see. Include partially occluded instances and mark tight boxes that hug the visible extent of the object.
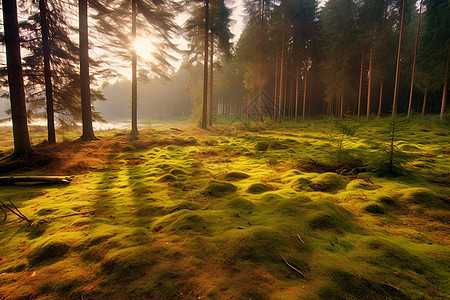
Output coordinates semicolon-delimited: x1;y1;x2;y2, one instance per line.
392;0;405;118
131;0;138;137
283;60;288;119
421;87;427;116
201;0;209;128
303;66;308;121
357;48;364;119
340;47;346;120
79;0;96;140
367;38;373;120
295;62;299;121
440;50;448;122
208;33;214;126
3;0;33;157
378;81;383;117
278;13;285;122
274;50;279;119
407;0;423;118
39;0;55;144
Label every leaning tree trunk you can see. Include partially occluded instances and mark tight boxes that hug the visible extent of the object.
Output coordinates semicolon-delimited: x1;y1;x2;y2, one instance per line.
357;48;364;119
367;37;373;121
130;0;138;137
79;0;96;140
39;0;55;144
208;32;214;126
421;87;427;116
392;0;405;118
201;0;209;129
407;0;423;118
440;51;448;122
2;0;33;157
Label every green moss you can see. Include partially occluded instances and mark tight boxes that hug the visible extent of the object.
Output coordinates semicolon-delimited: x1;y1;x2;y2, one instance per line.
202;181;237;197
156;174;178;183
102;247;155;278
247;183;272;194
309;172;346;192
364;202;385;214
226;198;256;211
169;168;187;176
28;240;71;266
169;213;208;233
346;179;377;190
403;188;445;206
222;171;250;181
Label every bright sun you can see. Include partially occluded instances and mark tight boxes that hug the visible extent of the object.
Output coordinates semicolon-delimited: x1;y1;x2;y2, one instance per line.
132;37;156;60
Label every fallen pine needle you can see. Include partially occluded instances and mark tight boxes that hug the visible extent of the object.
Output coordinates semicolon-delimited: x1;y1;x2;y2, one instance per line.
281;256;306;279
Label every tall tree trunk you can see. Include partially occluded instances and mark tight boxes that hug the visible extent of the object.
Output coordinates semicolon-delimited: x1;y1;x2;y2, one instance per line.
407;0;423;118
367;38;373;120
378;81;383;117
357;48;364;119
201;0;209;128
295;62;299;121
283;60;288;119
392;0;405;118
278;13;285;122
79;0;96;140
421;87;427;116
340;47;346;120
131;0;138;137
208;33;214;126
39;0;55;144
303;66;308;121
2;0;33;157
274;50;279;119
440;50;448;122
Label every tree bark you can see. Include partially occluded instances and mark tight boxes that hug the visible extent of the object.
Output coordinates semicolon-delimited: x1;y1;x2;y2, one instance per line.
273;50;278;119
407;0;423;118
440;50;448;122
278;13;285;122
130;0;138;137
378;81;383;117
79;0;97;140
208;33;214;126
39;0;55;144
201;0;209;129
421;87;427;116
357;48;364;119
392;0;405;118
303;66;308;121
367;38;373;120
2;0;33;157
295;61;299;121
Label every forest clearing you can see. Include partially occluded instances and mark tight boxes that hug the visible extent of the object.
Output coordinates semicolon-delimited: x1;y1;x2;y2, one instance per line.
0;116;449;299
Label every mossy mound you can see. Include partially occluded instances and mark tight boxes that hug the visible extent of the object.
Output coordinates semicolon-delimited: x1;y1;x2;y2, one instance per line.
255;140;287;151
156;174;177;183
260;193;285;203
102;247;154;278
169;213;208;233
169;168;188;176
346;179;377;190
275;196;312;216
292;176;312;191
309;172;346;192
28;239;71;266
165;200;199;213
400;188;444;206
401;144;420;151
222;171;250;181
202;181;237;197
226;198;256;211
225;227;286;263
306;202;354;232
364;202;385;214
247;183;273;194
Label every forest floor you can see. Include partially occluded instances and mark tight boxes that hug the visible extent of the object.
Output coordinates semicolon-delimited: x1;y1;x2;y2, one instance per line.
0;116;449;299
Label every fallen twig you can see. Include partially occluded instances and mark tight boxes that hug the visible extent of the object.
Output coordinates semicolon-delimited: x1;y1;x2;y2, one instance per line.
381;281;403;294
281;256;306;279
296;234;304;243
0;205;6;223
0;200;31;222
